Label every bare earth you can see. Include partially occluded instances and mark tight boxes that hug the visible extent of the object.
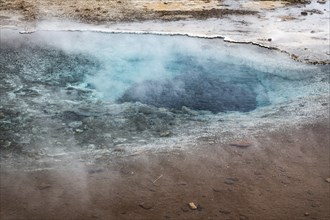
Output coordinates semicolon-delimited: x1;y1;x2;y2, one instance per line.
0;1;330;220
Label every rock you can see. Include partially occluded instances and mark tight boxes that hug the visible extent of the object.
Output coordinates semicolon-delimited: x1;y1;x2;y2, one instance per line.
75;129;84;133
87;168;104;174
138;106;154;114
68;121;83;128
160;131;171;137
37;183;51;190
182;106;198;116
188;202;197;210
304;212;310;216
113;138;127;145
317;0;326;4
219;209;231;214
305;9;323;15
1;141;12;148
239;215;249;220
301;11;308;16
325;178;330;183
139;202;154;210
267;38;272;42
229;141;252;148
212;187;222;192
224;177;239;185
178;181;187;186
197;204;203;211
0;111;4;119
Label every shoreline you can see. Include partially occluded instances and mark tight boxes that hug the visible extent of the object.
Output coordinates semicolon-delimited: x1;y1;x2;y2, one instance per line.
1;0;329;64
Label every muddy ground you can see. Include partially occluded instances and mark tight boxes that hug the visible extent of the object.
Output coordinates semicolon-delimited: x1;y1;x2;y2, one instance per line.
1;121;329;220
1;0;330;220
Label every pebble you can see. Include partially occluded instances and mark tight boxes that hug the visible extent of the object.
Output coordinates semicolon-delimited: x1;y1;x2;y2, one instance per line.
239;215;249;220
229;141;252;148
188;202;197;210
75;129;84;133
139;202;154;210
182;106;198;116
304;212;309;216
0;111;4;119
37;183;51;190
138;106;154;114
224;177;239;185
219;209;231;214
68;121;83;128
301;11;308;16
212;187;222;192
2;141;11;148
160;131;171;137
325;178;330;183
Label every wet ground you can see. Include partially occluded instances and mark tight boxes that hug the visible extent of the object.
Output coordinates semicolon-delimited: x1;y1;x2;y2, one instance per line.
0;1;329;220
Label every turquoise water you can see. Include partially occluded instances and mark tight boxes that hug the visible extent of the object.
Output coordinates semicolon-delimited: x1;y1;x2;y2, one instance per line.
1;30;328;113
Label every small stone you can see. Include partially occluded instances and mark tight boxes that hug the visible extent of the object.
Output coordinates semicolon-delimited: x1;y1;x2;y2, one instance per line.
138;106;154;114
160;131;171;137
68;121;82;128
75;129;84;133
37;183;51;190
229;141;252;148
2;141;11;148
212;187;222;192
304;212;310;216
219;209;231;214
188;202;197;210
267;38;272;42
301;11;308;16
239;215;249;220
139;202;154;210
182;106;198;116
224;178;239;185
317;0;326;4
0;111;4;119
325;178;330;183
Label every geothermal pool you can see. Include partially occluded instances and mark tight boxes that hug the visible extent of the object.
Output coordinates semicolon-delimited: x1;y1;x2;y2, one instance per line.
0;30;329;167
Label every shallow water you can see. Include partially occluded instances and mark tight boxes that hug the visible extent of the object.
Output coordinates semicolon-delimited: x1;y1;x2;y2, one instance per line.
1;30;328;111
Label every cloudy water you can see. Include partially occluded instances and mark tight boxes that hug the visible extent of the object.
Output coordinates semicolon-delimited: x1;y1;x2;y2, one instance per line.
0;30;329;167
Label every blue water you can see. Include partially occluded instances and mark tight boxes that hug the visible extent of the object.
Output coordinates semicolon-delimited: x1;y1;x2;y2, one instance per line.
1;30;328;113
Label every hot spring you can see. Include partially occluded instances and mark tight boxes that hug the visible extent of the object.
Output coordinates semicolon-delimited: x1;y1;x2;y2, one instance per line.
0;30;329;159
